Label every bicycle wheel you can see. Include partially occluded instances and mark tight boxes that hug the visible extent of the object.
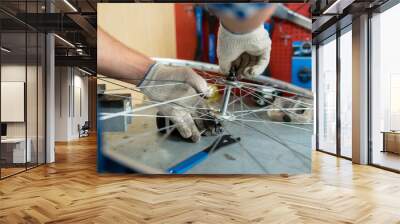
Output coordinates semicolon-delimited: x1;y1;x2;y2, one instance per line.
98;59;313;174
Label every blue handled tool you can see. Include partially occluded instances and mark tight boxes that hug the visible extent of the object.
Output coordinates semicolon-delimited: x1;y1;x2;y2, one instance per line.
167;135;241;174
194;5;203;61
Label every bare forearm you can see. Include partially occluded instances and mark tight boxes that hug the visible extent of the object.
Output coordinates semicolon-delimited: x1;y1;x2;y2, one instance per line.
219;6;276;33
97;28;154;85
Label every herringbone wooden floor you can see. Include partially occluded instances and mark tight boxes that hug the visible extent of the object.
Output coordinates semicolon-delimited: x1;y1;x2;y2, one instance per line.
1;135;400;224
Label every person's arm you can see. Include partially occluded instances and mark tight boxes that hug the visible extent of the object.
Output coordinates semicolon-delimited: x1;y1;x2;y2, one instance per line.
97;27;210;143
97;28;154;85
207;3;275;78
218;6;275;34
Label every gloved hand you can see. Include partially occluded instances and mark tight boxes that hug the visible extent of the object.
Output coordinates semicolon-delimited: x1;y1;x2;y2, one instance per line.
139;63;211;142
217;24;272;78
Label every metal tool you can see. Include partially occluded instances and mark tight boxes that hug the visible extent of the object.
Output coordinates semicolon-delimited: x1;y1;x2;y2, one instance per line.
153;58;313;98
167;134;241;174
156;111;223;138
220;69;237;117
273;4;312;31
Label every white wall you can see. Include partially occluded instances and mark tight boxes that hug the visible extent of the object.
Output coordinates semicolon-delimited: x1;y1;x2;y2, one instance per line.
1;82;25;122
55;66;68;141
71;73;89;138
1;65;34;137
1;65;26;81
1;65;26;131
1;63;46;164
55;67;89;141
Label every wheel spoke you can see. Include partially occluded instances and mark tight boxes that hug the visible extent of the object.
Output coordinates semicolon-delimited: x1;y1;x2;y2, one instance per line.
233;108;313;118
242;85;313;106
226;94;313;145
235;80;312;99
223;128;269;173
229;120;311;166
100;112;217;122
233;118;313;126
241;85;311;108
99;66;313;174
100;92;205;121
238;87;310;119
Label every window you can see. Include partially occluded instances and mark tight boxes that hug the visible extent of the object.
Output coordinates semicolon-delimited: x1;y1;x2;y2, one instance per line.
370;3;400;171
0;1;47;179
317;37;337;154
339;28;352;158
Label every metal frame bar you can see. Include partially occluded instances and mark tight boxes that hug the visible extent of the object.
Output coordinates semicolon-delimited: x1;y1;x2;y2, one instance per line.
336;24;341;157
153;58;313;98
25;1;28;172
370;164;400;174
367;10;373;165
0;21;2;179
44;1;47;165
315;44;320;151
35;0;40;167
73;68;75;118
373;0;400;13
317;148;351;161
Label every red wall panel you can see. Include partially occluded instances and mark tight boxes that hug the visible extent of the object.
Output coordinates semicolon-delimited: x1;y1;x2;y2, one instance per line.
175;3;311;82
175;4;197;60
269;3;311;82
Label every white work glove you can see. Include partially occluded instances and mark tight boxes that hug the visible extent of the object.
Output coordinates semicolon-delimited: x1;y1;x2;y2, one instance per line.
217;24;272;78
139;63;211;142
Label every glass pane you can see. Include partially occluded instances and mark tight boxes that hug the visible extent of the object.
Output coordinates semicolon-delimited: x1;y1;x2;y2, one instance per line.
318;38;337;154
371;4;400;171
340;30;352;158
27;31;38;169
26;0;39;169
1;31;27;177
